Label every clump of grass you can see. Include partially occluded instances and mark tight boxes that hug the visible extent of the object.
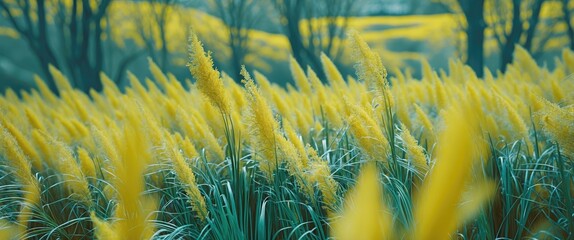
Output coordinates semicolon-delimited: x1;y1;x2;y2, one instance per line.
0;31;572;239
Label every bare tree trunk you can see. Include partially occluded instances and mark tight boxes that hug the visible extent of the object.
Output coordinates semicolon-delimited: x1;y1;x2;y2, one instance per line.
500;0;523;72
524;0;544;52
563;0;574;50
460;0;485;77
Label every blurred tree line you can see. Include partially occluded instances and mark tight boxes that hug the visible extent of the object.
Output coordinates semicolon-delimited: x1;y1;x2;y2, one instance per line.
442;0;574;77
1;0;573;93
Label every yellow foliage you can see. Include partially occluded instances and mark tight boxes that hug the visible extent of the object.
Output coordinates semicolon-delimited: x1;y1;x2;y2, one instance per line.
414;102;483;240
331;164;392;240
188;31;231;114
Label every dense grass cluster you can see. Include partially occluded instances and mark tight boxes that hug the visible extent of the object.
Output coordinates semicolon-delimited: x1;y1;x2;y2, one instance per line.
0;31;573;239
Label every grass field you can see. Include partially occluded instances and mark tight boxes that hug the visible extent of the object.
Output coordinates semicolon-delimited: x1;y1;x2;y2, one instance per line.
0;29;573;239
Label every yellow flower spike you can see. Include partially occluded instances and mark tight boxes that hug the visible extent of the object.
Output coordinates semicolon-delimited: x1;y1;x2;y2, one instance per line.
148;58;170;88
242;66;282;180
0;124;34;186
253;70;274;99
348;30;394;113
17;179;41;234
0;220;19;240
77;147;97;180
191;112;225;162
347;105;389;162
283;119;308;168
395;92;412;130
331;163;392;240
90;212;119;240
127;72;154;105
457;180;497;225
323;101;344;129
201;99;225;138
550;78;565;103
514;45;541;80
48;65;73;92
320;52;346;89
276;136;306;188
167;135;208;221
230;83;247;110
101;72;121;97
289;56;312;95
187;31;231;114
400;124;428;175
2;121;41;170
413;102;484;240
24;107;45;131
499;97;531;150
31;129;52;161
0;124;41;233
433;74;448;109
306;146;338;208
174;132;199;160
111;111;157;240
537;98;574;157
33;75;58;104
52;139;91;204
421;59;433;81
413;103;435;147
307;66;324;93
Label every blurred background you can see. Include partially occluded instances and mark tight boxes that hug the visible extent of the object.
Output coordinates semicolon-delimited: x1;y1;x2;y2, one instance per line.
0;0;571;93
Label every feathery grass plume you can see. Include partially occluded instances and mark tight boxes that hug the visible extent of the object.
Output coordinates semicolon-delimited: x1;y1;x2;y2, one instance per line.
413;102;484;240
399;124;428;174
176;109;224;161
514;45;541;79
499;96;532;150
346;100;389;161
253;70;274;98
549;78;565;103
320;52;346;89
307;66;325;93
537;99;574;157
1;121;42;170
331;163;392;239
33;75;58;104
395;91;412;130
174;132;199;160
230;81;247;110
187;31;231;114
0;220;19;240
0;124;41;233
31;129;52;161
17;180;40;234
242;67;281;180
433;75;448;109
148;58;170;88
306;146;338;207
283;119;309;168
348;30;394;111
24;108;45;131
413;103;435;146
52;139;91;204
324;101;344;129
101;73;121;99
166;134;208;220
77;147;96;180
271;90;290;117
91;212;118;240
457;180;497;225
289;56;312;95
0;124;35;185
49;65;73;92
111;109;157;239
